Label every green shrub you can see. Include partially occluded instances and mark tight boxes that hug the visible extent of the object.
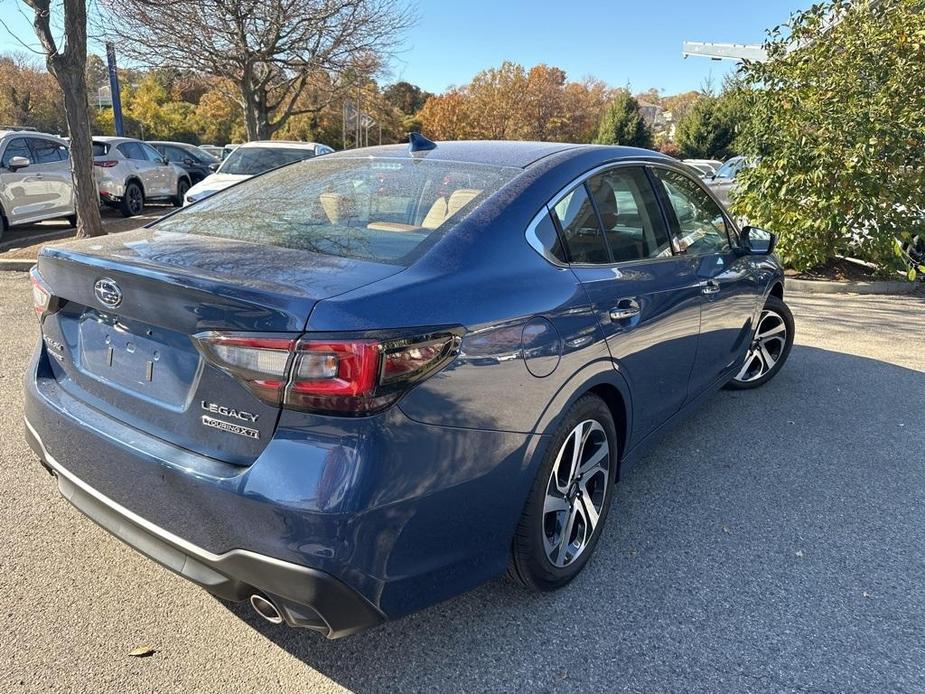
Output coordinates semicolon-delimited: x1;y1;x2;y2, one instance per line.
733;0;925;277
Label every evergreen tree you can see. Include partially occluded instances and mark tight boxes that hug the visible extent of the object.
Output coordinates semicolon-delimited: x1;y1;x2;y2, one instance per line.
592;91;652;148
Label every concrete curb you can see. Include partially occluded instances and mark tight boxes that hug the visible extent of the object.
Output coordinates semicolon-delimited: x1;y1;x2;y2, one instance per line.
0;259;35;272
786;277;920;295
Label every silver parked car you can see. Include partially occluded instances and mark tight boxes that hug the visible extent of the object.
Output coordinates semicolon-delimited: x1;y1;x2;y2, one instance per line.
0;129;75;239
93;137;192;217
706;156;748;207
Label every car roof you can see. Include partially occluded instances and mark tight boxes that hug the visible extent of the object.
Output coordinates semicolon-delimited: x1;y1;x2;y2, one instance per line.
0;130;66;142
235;140;323;150
326;140;674;170
147;140;198;148
93;136;142;144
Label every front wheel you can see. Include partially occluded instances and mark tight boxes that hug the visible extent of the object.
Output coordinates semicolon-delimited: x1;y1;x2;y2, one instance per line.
725;294;794;390
509;394;617;591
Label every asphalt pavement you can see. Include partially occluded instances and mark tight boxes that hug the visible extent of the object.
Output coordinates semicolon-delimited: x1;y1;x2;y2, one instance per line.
0;273;922;693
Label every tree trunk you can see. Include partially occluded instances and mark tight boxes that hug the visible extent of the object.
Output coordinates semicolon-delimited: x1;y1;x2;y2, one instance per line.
56;67;104;238
26;0;104;238
241;80;272;141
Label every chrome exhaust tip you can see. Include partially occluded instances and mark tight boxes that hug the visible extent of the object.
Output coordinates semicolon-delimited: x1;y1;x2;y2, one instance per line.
249;594;283;624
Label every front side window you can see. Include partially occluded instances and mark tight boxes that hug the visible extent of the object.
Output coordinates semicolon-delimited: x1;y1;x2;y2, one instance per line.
219;147;316;176
1;138;32;169
29;138;66;164
652;168;731;255
552;184;610;264
140;143;165;162
586;168;672;262
153;157;518;265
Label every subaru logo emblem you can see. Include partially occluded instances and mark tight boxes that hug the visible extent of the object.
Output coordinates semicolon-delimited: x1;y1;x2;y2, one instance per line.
94;277;123;309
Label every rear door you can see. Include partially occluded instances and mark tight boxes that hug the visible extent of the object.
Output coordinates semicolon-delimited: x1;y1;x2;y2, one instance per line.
118;142;162;197
553;165;701;440
651;166;763;397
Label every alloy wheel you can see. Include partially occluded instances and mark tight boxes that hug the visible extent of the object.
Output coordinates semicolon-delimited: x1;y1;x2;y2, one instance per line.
735;309;787;382
542;419;610;568
127;186;144;215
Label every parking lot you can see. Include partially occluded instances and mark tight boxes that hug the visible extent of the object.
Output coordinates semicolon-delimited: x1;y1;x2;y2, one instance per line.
0;274;922;693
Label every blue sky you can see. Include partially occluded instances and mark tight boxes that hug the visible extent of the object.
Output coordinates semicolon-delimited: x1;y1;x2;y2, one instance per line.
0;0;815;95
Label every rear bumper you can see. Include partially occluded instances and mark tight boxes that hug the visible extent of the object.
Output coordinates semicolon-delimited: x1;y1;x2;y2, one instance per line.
25;418;384;639
24;343;541;627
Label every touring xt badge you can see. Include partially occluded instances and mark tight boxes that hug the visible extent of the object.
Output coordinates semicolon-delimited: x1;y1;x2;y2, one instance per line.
200;400;260;423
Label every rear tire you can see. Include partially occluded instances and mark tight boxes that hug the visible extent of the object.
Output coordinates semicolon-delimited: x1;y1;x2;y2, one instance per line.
509;394;617;591
173;179;190;207
0;213;6;241
725;294;794;390
119;182;144;217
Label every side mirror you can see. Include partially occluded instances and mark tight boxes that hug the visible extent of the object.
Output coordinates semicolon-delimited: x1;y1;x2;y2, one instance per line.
8;156;31;171
183;157;195;167
161;157;170;166
208;162;219;172
741;225;777;255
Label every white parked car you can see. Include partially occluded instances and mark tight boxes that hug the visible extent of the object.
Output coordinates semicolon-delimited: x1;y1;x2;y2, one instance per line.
683;158;723;177
185;140;333;205
93;136;192;217
0;129;75;238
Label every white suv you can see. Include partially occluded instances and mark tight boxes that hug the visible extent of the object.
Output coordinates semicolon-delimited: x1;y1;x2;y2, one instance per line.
0;129;75;239
184;140;332;205
93;137;191;217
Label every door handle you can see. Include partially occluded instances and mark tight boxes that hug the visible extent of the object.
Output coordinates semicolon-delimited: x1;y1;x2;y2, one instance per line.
609;299;640;321
702;280;721;295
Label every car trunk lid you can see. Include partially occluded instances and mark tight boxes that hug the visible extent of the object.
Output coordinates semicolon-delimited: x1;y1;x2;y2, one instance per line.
36;228;403;464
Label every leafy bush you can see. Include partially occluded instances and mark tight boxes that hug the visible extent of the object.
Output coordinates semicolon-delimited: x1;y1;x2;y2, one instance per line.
733;0;925;277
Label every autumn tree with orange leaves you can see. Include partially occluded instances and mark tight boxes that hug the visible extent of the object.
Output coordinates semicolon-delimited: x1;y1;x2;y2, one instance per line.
417;61;614;143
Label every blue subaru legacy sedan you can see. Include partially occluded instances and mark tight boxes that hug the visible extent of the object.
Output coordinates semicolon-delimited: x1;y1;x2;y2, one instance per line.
24;138;793;638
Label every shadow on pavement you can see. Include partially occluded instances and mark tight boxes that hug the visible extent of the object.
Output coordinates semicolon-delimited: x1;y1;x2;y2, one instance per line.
224;345;925;693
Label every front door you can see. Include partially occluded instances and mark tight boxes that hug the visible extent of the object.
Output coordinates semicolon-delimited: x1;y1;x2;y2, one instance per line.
650;167;763;396
26;137;74;218
552;166;701;441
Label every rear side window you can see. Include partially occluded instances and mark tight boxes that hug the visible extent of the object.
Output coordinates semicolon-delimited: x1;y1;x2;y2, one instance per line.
1;138;32;169
586;168;672;262
92;142;110;157
154;158;519;265
552;184;609;264
117;142;146;160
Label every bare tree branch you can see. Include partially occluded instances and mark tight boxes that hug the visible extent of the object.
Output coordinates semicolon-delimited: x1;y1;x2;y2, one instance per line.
96;0;416;140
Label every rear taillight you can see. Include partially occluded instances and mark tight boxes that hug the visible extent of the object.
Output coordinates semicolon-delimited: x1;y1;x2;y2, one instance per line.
193;331;461;415
30;266;51;320
93;160;119;168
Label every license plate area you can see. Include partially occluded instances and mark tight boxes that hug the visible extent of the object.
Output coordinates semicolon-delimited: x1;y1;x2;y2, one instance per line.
76;312;199;408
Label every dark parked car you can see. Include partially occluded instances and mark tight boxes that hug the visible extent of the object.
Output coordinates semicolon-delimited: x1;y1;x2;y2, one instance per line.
25;138;793;638
147;140;220;184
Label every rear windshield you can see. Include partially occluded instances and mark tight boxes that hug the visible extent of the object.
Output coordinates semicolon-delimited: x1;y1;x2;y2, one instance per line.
154;157;519;265
218;146;315;176
92;142;109;156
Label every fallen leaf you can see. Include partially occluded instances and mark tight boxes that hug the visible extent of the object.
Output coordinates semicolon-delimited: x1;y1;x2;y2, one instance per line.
128;645;156;658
